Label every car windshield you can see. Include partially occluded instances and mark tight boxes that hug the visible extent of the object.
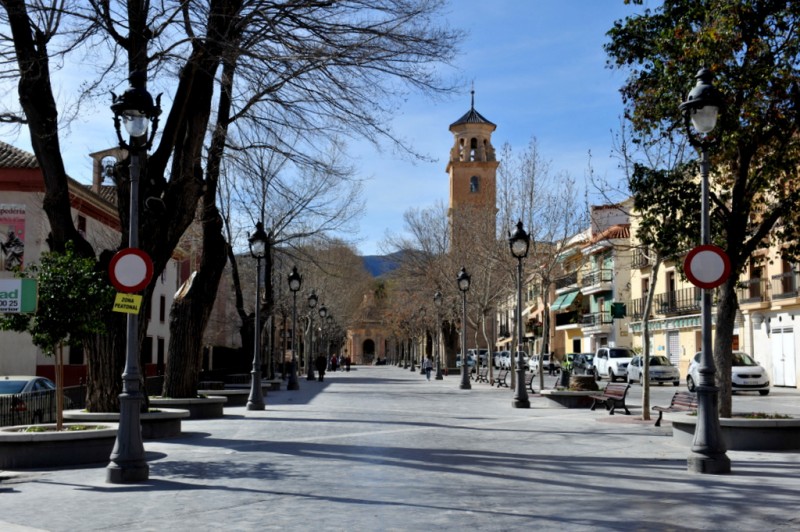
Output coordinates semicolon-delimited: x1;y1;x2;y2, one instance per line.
732;352;758;366
609;348;635;358
0;380;27;394
650;356;671;366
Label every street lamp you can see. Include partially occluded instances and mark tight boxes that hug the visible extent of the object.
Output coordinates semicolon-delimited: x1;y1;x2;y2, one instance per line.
287;266;302;390
307;291;318;380
679;67;730;474
246;222;269;410
434;290;444;380
457;267;471;390
417;307;426;374
107;71;161;484
509;220;531;408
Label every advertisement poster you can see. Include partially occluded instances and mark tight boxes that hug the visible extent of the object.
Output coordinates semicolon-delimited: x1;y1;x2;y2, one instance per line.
0;203;25;271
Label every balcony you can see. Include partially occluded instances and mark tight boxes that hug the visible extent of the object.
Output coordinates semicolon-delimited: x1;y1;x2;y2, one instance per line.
653;287;701;315
631;249;651;269
628;296;652;321
737;277;770;307
771;271;800;300
554;311;581;329
581;268;613;295
554;272;578;293
582;311;613;334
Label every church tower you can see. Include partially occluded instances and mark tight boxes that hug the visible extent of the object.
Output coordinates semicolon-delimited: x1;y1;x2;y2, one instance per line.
446;90;498;249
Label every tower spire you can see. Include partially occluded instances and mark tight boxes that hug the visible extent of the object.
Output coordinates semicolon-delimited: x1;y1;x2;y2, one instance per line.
470;81;475;110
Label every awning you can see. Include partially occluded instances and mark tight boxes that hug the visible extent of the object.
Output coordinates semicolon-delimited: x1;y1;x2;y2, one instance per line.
551;290;579;311
522;304;537;317
496;337;512;346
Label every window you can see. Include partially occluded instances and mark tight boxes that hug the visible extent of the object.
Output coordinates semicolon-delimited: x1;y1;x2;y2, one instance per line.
141;336;153;364
68;344;84;365
157;338;165;367
77;215;87;237
159;295;166;322
469;176;479;193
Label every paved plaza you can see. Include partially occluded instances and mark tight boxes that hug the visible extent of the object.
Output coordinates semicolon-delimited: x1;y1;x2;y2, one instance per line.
1;366;799;531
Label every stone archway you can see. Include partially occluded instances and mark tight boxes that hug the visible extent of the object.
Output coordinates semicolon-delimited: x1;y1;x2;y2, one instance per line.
362;339;376;364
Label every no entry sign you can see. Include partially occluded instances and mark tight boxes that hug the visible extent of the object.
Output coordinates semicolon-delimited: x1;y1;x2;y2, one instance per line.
109;248;153;293
684;244;730;290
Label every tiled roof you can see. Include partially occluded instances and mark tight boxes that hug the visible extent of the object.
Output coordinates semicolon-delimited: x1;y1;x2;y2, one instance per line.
449;107;496;129
0;140;39;168
588;224;631;245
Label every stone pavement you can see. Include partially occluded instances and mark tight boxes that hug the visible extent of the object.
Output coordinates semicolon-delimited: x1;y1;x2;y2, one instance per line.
1;366;799;531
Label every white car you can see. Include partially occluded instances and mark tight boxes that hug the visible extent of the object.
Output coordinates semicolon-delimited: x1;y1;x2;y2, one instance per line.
626;355;680;386
528;354;561;374
494;351;510;369
593;347;636;382
687;351;770;395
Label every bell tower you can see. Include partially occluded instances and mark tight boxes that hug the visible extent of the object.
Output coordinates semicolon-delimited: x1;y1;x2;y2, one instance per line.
446;90;498;249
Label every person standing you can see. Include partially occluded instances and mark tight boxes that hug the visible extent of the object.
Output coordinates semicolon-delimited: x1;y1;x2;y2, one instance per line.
423;356;433;381
315;355;327;382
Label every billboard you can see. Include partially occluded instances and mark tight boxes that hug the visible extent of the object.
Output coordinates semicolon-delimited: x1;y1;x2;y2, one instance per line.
0;203;25;271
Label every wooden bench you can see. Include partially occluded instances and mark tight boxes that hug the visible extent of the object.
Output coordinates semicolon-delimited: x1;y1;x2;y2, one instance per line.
589;382;631;415
652;390;698;427
494;369;510;388
524;372;536;393
473;366;490;383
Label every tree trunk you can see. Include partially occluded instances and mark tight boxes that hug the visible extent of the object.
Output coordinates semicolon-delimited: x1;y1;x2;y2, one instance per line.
83;314;126;412
162;204;227;398
713;277;738;418
640;256;662;421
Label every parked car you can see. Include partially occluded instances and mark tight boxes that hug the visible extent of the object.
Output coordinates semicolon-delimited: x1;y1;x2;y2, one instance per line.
495;351;511;369
594;347;636;382
455;353;477;369
468;348;490;367
626;355;680;386
0;375;58;425
572;353;595;375
687;351;770;395
528;354;561;374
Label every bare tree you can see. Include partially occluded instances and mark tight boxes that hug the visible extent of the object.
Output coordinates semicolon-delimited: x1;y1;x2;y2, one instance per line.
0;0;461;409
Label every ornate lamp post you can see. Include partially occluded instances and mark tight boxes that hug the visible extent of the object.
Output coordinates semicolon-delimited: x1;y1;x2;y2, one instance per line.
417;307;426;374
457;267;472;390
246;222;269;410
287;266;302;390
509;220;531;408
318;304;328;367
679;67;730;474
434;290;444;380
307;291;318;381
107;72;161;484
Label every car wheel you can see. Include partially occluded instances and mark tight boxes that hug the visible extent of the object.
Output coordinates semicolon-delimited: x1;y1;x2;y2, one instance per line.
686;375;696;392
594;369;600;381
673;381;680;386
608;370;616;383
628;375;634;384
759;390;770;396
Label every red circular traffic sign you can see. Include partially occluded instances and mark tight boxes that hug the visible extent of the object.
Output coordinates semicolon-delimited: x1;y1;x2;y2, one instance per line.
109;248;153;293
684;244;730;289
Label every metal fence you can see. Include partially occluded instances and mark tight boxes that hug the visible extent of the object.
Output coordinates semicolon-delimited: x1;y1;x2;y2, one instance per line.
1;376;165;427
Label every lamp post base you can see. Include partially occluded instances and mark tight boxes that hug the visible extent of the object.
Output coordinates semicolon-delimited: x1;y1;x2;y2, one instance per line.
459;382;471;390
246;400;265;411
687;452;731;474
107;461;149;484
512;398;530;408
107;392;148;484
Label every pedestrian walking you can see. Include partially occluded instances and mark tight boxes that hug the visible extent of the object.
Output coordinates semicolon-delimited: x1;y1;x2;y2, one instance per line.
345;356;351;372
423;356;433;381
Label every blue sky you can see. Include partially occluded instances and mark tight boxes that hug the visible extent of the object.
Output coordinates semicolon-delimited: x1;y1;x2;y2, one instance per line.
351;0;650;255
3;1;650;256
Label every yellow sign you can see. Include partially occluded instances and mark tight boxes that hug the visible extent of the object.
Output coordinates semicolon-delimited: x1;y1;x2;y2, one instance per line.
113;293;143;314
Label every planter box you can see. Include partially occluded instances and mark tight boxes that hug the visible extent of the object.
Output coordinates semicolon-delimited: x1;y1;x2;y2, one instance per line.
540;390;596;408
196;389;259;408
63;408;189;439
0;423;118;469
149;396;227;419
669;413;800;451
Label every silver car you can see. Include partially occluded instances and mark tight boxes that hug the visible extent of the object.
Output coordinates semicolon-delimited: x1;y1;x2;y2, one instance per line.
627;355;680;386
687;351;770;395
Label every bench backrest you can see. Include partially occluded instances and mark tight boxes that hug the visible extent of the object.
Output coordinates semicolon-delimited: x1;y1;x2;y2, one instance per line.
671;391;698;408
603;383;629;398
